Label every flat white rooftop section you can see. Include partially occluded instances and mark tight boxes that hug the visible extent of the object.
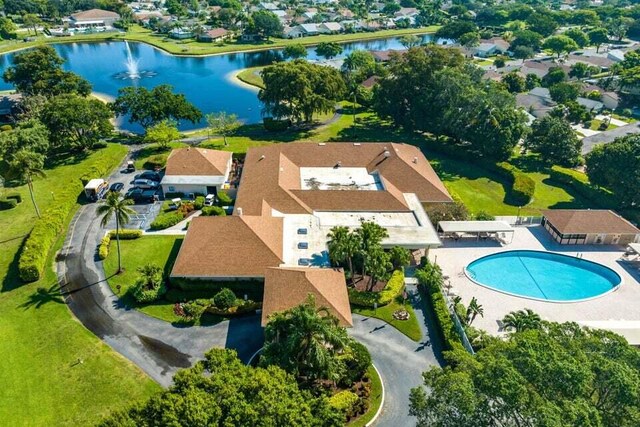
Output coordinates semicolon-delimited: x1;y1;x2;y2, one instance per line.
299;167;382;191
438;220;514;233
315;211;419;228
281;214;331;267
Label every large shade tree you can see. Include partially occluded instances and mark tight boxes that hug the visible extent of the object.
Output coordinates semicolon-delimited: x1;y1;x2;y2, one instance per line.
525;116;582;166
3;45;91;96
259;60;346;123
410;322;640;427
112;84;203;129
99;348;343;426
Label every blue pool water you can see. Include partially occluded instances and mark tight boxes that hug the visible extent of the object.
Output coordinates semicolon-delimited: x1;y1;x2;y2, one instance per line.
465;250;621;302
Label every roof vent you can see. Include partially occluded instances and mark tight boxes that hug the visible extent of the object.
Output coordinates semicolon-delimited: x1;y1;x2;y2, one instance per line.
237;207;243;216
318;142;326;146
336;161;342;168
413;157;418;164
383;150;391;158
259;155;265;161
353;143;361;146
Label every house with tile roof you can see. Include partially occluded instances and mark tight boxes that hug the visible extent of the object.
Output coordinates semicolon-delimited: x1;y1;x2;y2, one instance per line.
542;209;640;245
161;147;232;196
169;142;452;325
69;9;120;28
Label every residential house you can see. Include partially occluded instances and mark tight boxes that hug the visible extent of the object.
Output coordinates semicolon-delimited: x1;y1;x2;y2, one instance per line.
526;87;603;115
520;59;570;79
473;37;510;57
161;147;232;196
319;22;342;33
198;28;230;42
169;27;193;39
69;9;120;28
581;122;640;154
370;49;406;62
607;49;626;63
285;23;319;38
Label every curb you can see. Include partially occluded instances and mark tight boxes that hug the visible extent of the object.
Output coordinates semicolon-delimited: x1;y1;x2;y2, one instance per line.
366;364;385;427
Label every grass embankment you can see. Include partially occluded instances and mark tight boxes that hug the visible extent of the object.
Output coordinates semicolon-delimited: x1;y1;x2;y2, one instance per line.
103;235;224;325
0;144;159;425
348;364;384;427
352;297;422;342
236;66;265;89
0;24;438;56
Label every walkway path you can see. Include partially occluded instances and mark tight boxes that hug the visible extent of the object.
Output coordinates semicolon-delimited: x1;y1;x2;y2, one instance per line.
349;283;444;426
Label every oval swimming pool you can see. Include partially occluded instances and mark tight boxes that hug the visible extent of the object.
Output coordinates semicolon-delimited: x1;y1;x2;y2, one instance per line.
465;250;621;302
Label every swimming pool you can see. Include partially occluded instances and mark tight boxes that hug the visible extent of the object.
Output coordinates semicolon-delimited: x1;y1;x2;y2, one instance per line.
465;250;621;302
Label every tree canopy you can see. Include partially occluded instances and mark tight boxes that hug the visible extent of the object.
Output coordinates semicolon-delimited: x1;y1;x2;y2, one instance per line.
586;134;640;207
250;10;283;39
315;42;343;60
543;35;579;57
3;45;91;97
259;60;346;123
100;348;343;427
373;45;527;160
410;322;640;427
112;84;202;128
526;116;582;167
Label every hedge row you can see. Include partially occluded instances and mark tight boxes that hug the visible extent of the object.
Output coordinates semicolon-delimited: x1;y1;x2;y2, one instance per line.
549;166;618;209
150;212;184;230
19;193;77;282
348;270;405;308
170;277;265;301
205;300;261;316
415;263;466;354
97;229;143;260
496;162;535;206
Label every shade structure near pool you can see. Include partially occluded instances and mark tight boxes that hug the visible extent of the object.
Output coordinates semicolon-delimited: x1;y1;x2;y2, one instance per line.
465;250;621;302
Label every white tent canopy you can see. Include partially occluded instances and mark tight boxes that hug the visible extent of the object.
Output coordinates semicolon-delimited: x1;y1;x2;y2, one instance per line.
628;243;640;254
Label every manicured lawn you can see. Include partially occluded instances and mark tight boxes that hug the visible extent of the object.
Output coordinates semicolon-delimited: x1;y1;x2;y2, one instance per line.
0;25;438;56
0;144;160;425
236;66;265;89
103;235;224;325
348;364;384;427
352;297;422;342
589;119;617;131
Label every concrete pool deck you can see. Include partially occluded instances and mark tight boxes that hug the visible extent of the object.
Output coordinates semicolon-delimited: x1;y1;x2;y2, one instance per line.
430;225;640;344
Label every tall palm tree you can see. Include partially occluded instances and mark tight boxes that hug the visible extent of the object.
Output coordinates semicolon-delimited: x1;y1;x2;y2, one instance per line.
97;192;135;274
8;150;46;218
502;308;541;333
466;297;484;326
326;226;360;275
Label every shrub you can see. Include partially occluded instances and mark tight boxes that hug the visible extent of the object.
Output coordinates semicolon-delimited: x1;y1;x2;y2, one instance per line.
193;196;205;210
0;198;17;210
206;300;261;316
93;141;108;149
213;287;237;309
216;191;233;206
201;206;226;216
348;270;404;307
474;210;495;220
342;340;372;386
164;192;185;199
329;390;359;418
150;212;184;230
170;278;264;301
415;262;467;356
5;192;21;203
497;162;535;205
181;299;210;320
0;124;12;131
131;264;166;303
549;165;618;209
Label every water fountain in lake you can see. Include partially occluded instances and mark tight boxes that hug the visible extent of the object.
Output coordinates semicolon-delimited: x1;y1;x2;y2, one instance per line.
113;41;156;80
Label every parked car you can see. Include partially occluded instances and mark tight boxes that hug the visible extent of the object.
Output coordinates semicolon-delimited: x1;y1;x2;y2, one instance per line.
109;182;124;193
125;188;158;203
132;179;159;189
135;171;161;182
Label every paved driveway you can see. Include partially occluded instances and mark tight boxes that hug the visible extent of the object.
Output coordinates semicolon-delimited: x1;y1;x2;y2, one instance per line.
349;284;444;427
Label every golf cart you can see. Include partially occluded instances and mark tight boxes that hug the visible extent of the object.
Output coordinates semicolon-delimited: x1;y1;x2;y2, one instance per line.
204;194;216;207
126;161;135;172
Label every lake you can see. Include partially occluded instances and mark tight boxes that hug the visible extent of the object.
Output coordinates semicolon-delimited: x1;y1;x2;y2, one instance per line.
0;34;435;132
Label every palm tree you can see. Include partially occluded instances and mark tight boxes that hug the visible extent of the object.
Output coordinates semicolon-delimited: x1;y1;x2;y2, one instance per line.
502;308;542;333
261;295;349;385
327;226;360;275
97;192;135;274
466;297;484;326
8;150;46;218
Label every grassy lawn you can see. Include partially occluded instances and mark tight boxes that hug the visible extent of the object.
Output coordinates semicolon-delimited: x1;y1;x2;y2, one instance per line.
236;66;265;89
348;364;384;427
352;297;422;342
0;144;160;425
103;235;224;325
589;119;617;131
0;25;438;56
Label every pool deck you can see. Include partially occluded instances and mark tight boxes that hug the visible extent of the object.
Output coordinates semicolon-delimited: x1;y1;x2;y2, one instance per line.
430;225;640;344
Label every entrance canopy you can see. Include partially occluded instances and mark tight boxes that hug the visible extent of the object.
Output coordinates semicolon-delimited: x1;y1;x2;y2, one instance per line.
438;221;515;243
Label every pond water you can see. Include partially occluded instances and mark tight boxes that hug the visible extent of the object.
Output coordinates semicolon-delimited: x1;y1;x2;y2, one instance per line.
0;34;436;132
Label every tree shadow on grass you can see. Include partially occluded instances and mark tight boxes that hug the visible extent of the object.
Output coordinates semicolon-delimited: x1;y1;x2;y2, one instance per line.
1;236;27;293
232;123;315;143
19;283;65;309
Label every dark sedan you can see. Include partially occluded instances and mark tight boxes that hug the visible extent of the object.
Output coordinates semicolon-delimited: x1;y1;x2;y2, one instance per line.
109;182;124;193
135;171;161;182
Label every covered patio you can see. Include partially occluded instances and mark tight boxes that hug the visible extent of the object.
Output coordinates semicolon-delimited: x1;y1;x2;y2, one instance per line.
438;221;515;244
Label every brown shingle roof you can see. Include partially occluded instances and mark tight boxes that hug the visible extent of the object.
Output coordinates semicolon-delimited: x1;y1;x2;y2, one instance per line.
261;267;353;327
543;209;640;235
70;8;120;20
234;142;451;216
171;216;283;278
165;147;231;177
